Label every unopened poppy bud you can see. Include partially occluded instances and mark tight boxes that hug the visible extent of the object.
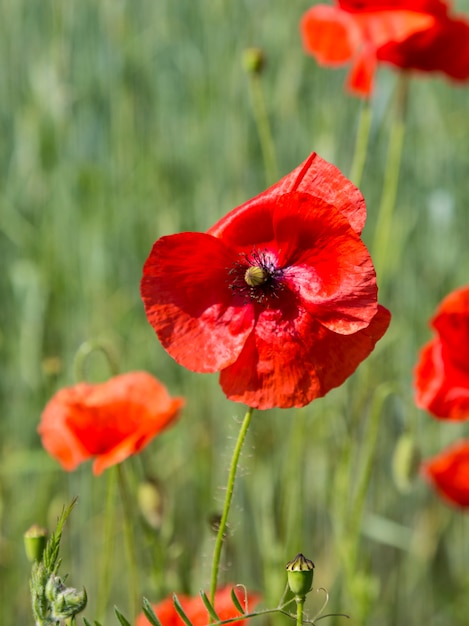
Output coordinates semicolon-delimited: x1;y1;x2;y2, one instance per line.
243;48;266;75
392;433;421;493
245;265;268;287
286;553;315;597
138;478;165;530
24;524;48;562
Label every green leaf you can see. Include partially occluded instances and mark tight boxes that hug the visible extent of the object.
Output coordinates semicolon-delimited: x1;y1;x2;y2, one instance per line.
114;606;132;626
142;597;163;626
172;594;194;626
200;590;220;622
83;619;102;626
230;587;246;615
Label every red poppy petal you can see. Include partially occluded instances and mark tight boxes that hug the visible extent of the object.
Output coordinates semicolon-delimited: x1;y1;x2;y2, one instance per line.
141;233;255;372
135;588;260;626
38;387;92;470
208;153;367;240
423;440;469;507
355;10;435;47
273;193;378;333
432;285;469;363
347;43;377;96
414;339;469;420
300;5;362;63
220;305;390;409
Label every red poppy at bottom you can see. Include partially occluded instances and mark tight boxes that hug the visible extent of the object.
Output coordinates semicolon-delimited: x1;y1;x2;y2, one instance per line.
38;371;184;475
423;440;469;508
141;152;391;410
135;586;261;626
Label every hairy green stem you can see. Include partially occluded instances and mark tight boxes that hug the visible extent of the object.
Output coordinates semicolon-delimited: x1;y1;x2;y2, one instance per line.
295;597;305;626
210;406;254;603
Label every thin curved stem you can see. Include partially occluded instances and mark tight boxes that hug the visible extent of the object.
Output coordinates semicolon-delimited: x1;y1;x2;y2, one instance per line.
210;406;254;603
248;75;278;186
96;467;117;622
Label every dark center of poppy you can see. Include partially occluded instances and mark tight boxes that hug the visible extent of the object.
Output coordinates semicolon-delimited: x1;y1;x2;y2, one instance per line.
228;249;285;306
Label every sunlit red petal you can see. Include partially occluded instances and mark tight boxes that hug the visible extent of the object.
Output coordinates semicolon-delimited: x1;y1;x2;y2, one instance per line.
141;233;256;372
208;152;367;238
423;440;469;507
354;10;435;46
431;285;469;369
301;5;362;64
273;192;378;333
414;338;469;420
220;305;391;409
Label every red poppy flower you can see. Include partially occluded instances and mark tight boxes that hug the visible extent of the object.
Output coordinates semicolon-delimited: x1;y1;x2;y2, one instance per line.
423;440;469;507
38;372;184;475
300;0;469;96
414;285;469;420
141;152;390;410
135;586;260;626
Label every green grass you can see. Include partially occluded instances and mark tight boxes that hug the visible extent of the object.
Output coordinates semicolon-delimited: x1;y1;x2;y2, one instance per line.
2;0;469;624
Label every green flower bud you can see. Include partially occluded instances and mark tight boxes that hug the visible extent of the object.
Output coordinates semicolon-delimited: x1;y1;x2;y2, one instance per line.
24;524;48;562
138;478;165;530
46;574;87;619
286;553;315;597
392;433;421;493
243;48;266;75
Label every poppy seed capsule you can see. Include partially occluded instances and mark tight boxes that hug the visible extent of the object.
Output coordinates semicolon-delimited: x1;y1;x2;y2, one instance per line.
286;553;315;597
245;265;269;287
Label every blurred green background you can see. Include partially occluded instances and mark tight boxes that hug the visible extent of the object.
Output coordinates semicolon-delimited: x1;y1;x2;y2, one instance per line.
2;1;469;624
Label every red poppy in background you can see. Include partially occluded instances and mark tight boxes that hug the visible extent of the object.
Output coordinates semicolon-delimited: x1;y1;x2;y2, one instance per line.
423;440;469;507
414;285;469;420
141;152;390;410
135;586;260;626
38;371;184;475
300;0;469;96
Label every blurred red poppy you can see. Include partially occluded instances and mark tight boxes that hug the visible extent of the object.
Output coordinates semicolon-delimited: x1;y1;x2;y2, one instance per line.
141;152;390;410
423;440;469;507
135;586;260;626
38;371;184;475
414;285;469;420
300;0;469;96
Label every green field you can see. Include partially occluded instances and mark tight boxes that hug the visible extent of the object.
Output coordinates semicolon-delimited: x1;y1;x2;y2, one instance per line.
2;1;469;625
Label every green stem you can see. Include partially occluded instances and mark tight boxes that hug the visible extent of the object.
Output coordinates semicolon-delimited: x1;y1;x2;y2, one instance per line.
248;74;278;186
372;75;409;280
348;383;395;569
210;406;254;603
117;463;139;618
349;103;372;189
295;597;305;626
96;467;117;622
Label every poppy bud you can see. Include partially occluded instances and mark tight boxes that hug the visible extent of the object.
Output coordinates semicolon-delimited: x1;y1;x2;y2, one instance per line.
286;553;315;597
24;524;48;562
243;48;266;75
138;478;165;530
392;433;421;493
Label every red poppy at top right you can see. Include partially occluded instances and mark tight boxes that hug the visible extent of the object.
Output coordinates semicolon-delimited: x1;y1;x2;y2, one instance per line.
300;0;469;97
414;285;469;420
